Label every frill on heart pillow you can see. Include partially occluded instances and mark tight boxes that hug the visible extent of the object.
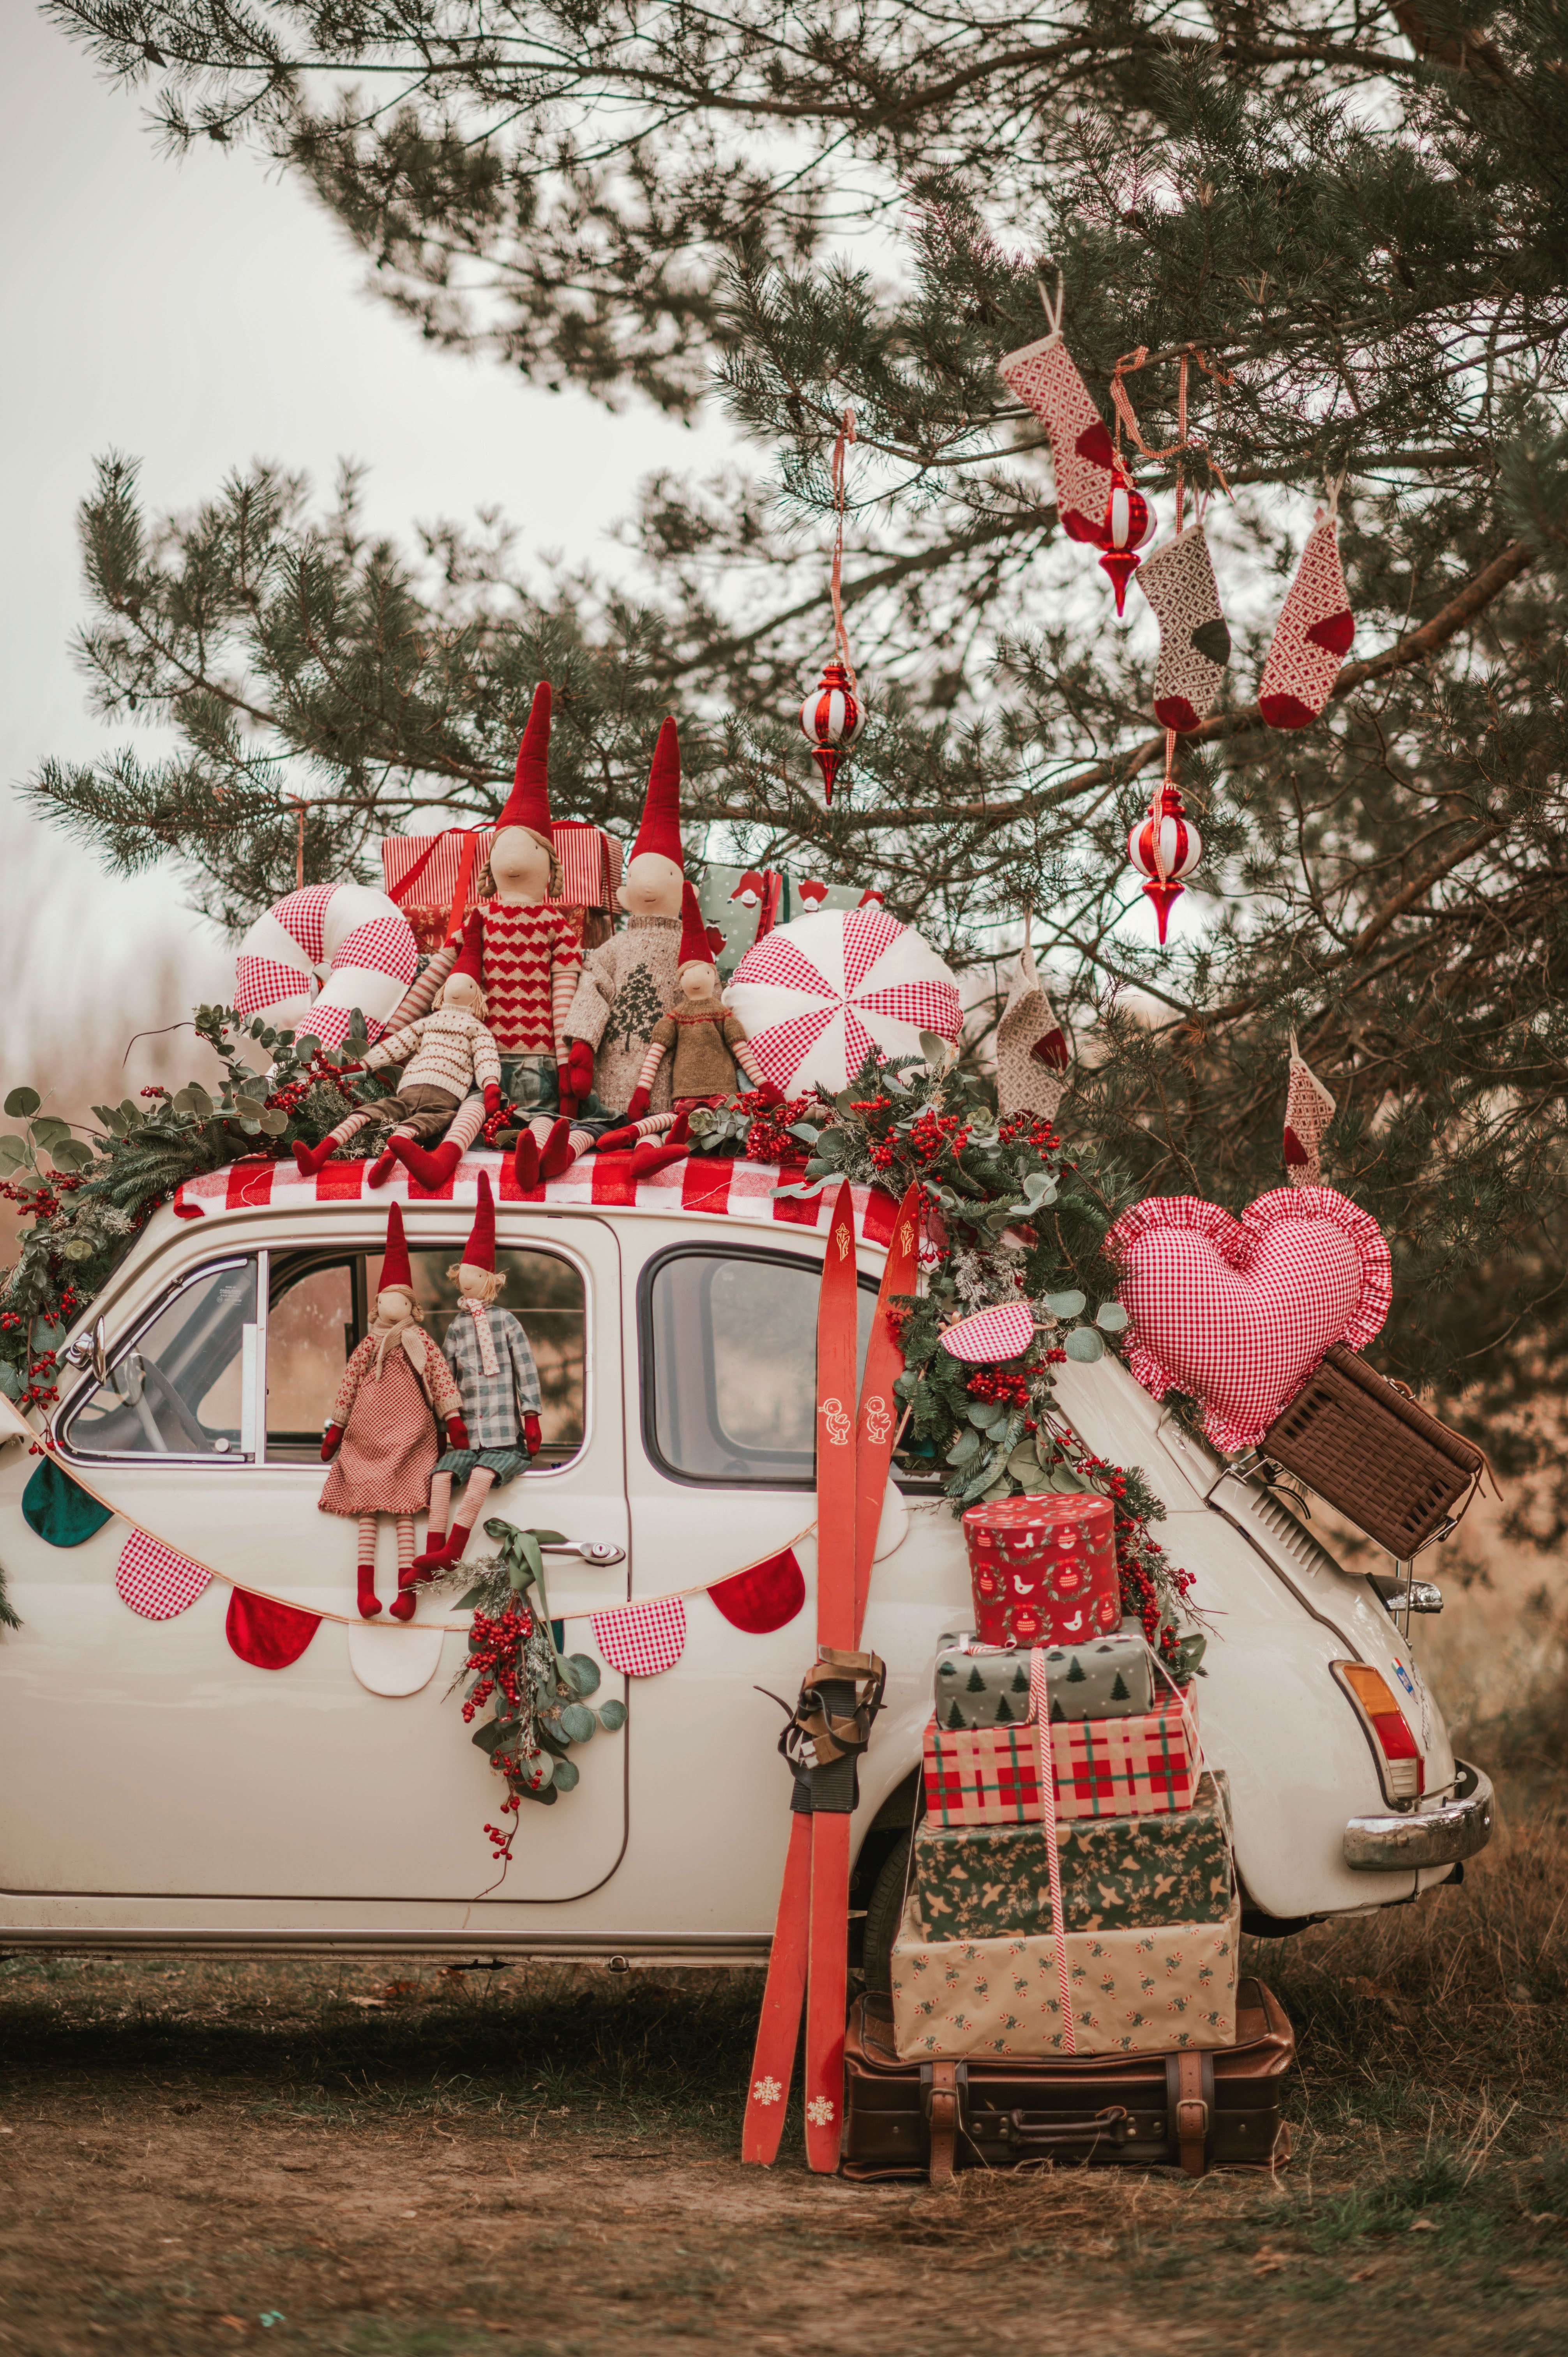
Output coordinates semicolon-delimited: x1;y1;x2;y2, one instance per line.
1104;1185;1391;1453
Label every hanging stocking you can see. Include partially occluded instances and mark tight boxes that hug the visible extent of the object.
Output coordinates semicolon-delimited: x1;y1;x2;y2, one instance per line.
1259;490;1354;730
1284;1032;1337;1186
1135;522;1231;731
995;939;1069;1126
998;283;1116;546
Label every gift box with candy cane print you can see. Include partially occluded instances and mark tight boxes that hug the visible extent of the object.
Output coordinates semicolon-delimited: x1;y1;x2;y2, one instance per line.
921;1686;1200;1827
961;1493;1121;1647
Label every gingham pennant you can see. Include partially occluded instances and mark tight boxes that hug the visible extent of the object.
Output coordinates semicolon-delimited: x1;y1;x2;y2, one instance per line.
115;1531;212;1620
592;1595;687;1677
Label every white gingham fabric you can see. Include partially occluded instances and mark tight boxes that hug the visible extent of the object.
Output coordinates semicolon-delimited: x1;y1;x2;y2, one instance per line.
592;1595;687;1677
726;905;962;1094
115;1531;212;1620
1105;1185;1391;1453
941;1300;1037;1364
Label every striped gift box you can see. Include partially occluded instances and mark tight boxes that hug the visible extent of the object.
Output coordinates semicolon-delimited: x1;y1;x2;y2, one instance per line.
921;1688;1199;1826
380;822;623;938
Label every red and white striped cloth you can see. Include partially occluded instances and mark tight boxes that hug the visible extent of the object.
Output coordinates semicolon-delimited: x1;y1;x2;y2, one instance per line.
115;1532;212;1620
1105;1185;1391;1454
381;825;623;929
173;1150;904;1248
592;1595;687;1677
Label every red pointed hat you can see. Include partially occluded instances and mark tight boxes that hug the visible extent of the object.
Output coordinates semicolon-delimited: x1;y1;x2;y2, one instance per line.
496;682;553;835
676;879;710;968
631;717;684;867
380;1202;413;1296
449;908;485;987
463;1169;496;1271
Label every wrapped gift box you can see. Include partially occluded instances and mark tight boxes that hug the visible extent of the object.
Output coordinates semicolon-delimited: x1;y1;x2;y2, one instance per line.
921;1688;1199;1826
890;1888;1240;2060
962;1493;1119;1647
913;1771;1231;1938
933;1629;1156;1730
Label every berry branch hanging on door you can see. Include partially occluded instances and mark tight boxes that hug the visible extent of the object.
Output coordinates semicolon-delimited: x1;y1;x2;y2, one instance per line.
798;407;867;805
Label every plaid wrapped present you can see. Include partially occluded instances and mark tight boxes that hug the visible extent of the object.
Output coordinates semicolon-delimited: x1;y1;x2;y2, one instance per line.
890;1888;1241;2060
913;1772;1232;1938
933;1628;1156;1729
921;1687;1199;1826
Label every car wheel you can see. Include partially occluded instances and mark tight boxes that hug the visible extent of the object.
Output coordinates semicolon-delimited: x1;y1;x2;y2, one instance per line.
860;1829;912;1994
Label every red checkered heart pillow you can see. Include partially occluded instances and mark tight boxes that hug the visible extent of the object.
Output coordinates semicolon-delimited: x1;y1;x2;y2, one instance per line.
1105;1186;1391;1452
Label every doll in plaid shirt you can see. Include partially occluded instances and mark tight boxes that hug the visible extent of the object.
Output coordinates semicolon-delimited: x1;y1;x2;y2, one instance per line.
410;1172;544;1576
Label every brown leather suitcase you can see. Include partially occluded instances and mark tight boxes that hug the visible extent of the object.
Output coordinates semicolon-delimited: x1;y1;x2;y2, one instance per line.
840;1978;1294;2182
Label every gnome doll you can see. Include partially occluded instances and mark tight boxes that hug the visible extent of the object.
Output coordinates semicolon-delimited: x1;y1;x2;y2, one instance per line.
619;882;771;1121
563;718;687;1123
319;1205;466;1621
410;1171;544;1578
294;915;501;1191
478;682;603;1191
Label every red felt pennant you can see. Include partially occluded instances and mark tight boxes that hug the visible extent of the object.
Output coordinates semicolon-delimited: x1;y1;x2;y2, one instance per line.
707;1548;806;1634
226;1587;321;1671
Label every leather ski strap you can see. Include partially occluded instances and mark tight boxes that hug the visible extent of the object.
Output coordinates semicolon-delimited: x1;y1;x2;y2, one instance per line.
852;1184;920;1641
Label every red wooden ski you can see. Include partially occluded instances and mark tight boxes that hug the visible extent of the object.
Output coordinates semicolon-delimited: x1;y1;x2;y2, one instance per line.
852;1184;920;1643
743;1182;860;2167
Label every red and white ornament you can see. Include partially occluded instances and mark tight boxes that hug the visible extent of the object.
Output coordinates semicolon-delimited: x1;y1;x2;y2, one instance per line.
1098;466;1155;615
1127;781;1202;945
727;903;962;1095
799;659;865;805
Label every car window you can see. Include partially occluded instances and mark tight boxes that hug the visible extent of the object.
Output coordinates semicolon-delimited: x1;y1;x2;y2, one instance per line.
641;1247;877;1486
265;1244;586;1465
62;1258;260;1461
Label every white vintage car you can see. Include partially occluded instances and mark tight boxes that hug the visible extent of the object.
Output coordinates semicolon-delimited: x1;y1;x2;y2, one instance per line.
0;1153;1491;1972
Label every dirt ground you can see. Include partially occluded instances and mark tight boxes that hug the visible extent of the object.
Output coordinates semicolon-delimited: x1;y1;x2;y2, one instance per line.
2;1908;1567;2357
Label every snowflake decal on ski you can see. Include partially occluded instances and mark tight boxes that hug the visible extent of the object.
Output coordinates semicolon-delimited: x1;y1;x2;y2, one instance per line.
805;2096;836;2126
751;2075;783;2106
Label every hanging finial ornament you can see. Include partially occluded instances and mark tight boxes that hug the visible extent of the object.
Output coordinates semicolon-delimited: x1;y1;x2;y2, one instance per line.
1098;461;1154;617
798;408;866;804
1127;735;1202;945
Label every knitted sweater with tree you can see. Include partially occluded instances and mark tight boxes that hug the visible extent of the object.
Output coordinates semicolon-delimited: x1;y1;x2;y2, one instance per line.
563;914;681;1114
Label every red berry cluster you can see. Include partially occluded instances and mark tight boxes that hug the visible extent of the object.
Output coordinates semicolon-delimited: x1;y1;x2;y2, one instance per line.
460;1603;533;1723
740;1088;812;1167
966;1366;1032;1408
907;1107;971;1164
998;1111;1060;1155
483;1819;516;1862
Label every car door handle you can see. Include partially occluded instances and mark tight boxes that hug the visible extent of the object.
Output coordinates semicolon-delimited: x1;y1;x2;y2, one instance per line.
541;1539;626;1567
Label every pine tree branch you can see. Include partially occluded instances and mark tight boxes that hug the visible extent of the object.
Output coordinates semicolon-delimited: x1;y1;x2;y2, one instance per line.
805;537;1535;834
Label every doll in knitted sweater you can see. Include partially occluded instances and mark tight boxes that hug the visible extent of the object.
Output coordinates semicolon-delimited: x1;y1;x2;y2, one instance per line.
623;884;769;1117
294;918;501;1188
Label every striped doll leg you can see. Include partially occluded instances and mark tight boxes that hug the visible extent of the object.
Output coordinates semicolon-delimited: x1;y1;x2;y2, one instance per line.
389;1516;419;1620
295;1106;377;1178
356;1514;381;1618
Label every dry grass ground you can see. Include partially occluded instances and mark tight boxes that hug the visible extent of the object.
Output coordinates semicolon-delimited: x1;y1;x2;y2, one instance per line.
3;1700;1568;2357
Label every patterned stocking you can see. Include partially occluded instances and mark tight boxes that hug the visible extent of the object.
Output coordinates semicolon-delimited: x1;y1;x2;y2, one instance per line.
994;942;1069;1126
390;1516;418;1620
1135;524;1231;732
1283;1033;1337;1186
998;292;1115;546
356;1514;380;1619
1258;505;1354;730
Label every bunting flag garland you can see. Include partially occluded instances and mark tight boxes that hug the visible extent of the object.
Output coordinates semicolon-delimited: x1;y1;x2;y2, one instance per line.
707;1548;807;1634
348;1620;445;1697
226;1587;322;1671
592;1596;688;1678
115;1532;212;1621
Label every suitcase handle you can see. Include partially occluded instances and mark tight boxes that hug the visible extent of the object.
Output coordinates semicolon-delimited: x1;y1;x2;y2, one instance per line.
989;2103;1132;2154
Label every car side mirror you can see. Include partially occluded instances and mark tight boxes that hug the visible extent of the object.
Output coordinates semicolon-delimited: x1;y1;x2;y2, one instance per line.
61;1316;109;1387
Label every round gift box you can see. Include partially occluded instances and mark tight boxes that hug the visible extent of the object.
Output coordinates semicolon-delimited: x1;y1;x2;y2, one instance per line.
961;1493;1118;1642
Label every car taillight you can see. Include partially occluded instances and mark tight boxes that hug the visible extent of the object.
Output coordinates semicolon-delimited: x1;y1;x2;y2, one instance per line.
1333;1662;1425;1803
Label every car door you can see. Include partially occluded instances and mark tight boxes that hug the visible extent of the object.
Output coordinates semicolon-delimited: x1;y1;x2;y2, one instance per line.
619;1224;884;1936
2;1206;628;1908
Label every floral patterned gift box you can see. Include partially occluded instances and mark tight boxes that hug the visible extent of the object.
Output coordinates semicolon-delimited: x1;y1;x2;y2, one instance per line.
912;1770;1233;1938
921;1686;1200;1826
889;1886;1241;2061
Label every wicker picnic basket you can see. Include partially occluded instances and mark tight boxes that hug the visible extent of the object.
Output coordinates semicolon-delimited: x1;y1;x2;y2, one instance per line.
1261;1343;1487;1558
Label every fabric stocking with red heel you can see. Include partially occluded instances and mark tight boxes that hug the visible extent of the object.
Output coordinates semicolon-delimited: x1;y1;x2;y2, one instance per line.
389;1134;463;1192
1135;522;1231;732
1259;502;1354;730
997;287;1115;547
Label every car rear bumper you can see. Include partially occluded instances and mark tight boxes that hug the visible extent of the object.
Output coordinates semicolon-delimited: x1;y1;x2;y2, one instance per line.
1343;1757;1493;1871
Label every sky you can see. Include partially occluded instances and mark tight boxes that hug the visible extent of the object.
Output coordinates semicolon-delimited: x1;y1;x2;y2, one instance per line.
2;6;736;1088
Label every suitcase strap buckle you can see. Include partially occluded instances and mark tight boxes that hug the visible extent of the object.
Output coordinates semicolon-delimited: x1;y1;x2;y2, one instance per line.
1167;2052;1214;2177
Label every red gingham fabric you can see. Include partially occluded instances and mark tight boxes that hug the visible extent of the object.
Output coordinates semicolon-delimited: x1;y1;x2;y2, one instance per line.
940;1301;1037;1364
115;1532;212;1620
271;886;337;966
234;954;312;1018
922;1690;1198;1826
1105;1185;1391;1454
331;915;419;988
841;904;903;991
592;1595;687;1677
729;907;963;1093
